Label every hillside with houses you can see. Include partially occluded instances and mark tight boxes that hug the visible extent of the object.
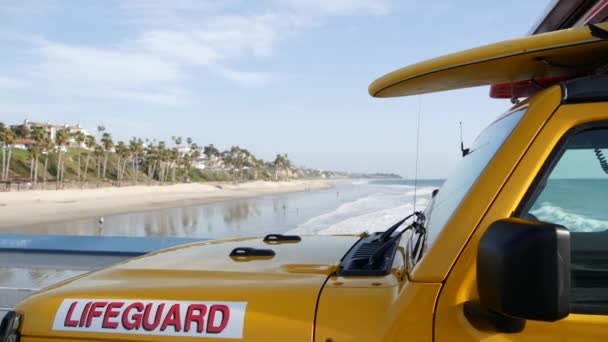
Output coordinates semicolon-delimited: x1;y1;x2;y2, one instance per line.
0;119;350;190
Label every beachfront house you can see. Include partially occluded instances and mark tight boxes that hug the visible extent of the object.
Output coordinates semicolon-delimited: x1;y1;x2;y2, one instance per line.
11;119;91;149
193;154;225;170
12;138;36;150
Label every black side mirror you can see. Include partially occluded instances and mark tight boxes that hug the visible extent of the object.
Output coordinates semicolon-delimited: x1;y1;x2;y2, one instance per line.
477;218;570;324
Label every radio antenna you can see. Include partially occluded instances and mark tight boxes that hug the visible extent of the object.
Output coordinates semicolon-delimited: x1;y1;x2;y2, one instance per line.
460;121;470;157
413;96;422;213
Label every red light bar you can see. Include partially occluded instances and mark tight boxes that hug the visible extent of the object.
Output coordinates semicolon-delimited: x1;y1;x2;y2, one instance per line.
490;76;573;99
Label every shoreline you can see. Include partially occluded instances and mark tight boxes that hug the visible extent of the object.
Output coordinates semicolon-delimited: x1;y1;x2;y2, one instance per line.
0;180;334;229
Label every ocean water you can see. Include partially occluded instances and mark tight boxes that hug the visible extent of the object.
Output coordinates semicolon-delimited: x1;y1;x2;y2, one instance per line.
530;178;608;232
13;179;443;239
290;179;440;235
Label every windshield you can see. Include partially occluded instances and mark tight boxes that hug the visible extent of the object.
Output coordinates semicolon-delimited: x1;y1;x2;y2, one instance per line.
423;108;526;247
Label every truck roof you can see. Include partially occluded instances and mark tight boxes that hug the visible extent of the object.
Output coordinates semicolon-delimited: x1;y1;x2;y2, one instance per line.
531;0;608;35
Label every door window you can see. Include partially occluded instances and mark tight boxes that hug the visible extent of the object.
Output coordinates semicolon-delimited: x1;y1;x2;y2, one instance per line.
518;126;608;312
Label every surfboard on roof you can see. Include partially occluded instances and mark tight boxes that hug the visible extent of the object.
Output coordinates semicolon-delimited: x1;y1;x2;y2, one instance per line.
369;23;608;98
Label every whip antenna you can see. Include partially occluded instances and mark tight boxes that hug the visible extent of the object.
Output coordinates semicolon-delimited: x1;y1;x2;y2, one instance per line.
413;96;422;213
460;121;470;157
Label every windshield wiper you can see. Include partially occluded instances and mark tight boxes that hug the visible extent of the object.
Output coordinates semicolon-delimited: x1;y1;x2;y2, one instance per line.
369;211;425;266
378;211;425;241
337;211;426;276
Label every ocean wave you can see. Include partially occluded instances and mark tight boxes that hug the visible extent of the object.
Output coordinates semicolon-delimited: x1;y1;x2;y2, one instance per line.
531;202;608;232
403;188;435;196
318;199;429;235
290;186;434;235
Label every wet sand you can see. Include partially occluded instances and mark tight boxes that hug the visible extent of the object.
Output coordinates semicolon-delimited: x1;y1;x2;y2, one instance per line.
0;180;332;229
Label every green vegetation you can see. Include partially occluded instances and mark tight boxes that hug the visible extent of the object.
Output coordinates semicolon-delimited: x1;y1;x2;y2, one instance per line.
0;121;306;189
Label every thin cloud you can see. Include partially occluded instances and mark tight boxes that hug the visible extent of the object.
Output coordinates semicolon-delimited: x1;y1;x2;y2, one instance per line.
0;77;28;89
3;0;391;106
21;40;188;106
103;87;191;106
32;40;182;86
217;68;273;87
284;0;390;16
137;12;287;65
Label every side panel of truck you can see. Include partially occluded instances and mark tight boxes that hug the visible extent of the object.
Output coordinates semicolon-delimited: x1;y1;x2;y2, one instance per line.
314;280;440;342
435;100;608;340
313;244;440;341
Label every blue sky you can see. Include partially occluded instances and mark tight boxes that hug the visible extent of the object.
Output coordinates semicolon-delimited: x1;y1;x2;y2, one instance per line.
0;0;551;178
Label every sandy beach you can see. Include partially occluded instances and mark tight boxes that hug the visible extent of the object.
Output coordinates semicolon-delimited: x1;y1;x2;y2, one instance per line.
0;180;332;229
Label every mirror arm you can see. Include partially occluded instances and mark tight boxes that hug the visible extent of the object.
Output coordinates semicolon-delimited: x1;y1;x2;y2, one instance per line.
464;300;526;333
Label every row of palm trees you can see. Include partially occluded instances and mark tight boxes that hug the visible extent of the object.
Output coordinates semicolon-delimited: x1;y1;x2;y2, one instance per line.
0;122;296;188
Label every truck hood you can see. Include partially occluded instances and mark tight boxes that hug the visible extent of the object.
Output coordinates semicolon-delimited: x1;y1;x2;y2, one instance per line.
15;235;360;341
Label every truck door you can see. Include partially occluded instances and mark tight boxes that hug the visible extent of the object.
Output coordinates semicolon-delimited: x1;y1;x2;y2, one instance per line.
435;102;608;341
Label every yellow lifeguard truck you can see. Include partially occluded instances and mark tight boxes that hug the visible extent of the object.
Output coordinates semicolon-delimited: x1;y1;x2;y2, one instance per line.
4;9;608;342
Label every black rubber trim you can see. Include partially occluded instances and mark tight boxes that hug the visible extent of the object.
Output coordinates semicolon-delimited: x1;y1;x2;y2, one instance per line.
263;234;301;243
336;232;401;277
229;247;275;257
532;1;597;35
562;75;608;104
589;23;608;40
0;311;20;342
570;304;608;315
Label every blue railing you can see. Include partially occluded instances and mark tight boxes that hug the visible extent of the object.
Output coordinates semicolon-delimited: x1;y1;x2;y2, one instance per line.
0;234;206;257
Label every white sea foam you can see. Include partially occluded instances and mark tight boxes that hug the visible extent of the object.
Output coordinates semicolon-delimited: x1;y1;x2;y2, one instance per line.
531;202;608;232
290;186;434;235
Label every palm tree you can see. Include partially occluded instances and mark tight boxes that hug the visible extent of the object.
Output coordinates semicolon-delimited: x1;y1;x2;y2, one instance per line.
97;125;105;137
187;143;201;182
273;154;291;181
251;157;264;180
100;132;113;179
228;146;252;181
157;141;169;184
30;127;46;186
114;141;129;186
171;136;182;183
163;146;172;184
128;137;143;185
4;129;16;181
12;124;30;140
93;144;104;185
82;135;95;186
0;122;4;179
28;144;35;180
72;131;86;181
170;148;179;183
96;125;106;182
144;141;158;182
54;129;70;188
41;137;54;187
28;143;42;186
204;144;219;158
0;127;16;181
